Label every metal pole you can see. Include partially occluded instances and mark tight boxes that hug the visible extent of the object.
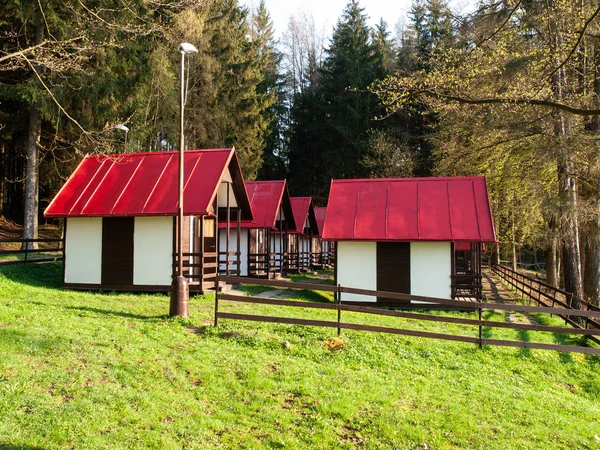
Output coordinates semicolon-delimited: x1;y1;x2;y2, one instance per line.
170;49;189;318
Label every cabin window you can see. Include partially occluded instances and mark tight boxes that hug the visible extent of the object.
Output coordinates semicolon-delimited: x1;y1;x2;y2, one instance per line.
204;218;215;238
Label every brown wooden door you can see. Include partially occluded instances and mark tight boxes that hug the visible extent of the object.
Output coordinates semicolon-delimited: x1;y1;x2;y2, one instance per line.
377;242;410;305
101;217;134;286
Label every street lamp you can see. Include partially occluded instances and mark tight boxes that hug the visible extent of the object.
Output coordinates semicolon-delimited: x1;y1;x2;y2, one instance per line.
170;42;198;318
114;124;129;153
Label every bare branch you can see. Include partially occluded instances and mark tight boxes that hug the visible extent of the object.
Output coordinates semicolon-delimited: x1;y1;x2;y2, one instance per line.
394;88;600;116
546;4;600;82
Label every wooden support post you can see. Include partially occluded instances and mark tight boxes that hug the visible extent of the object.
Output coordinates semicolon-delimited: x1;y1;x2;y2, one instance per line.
478;304;483;350
337;284;342;337
226;181;230;277
200;216;205;283
236;208;241;276
214;271;219;326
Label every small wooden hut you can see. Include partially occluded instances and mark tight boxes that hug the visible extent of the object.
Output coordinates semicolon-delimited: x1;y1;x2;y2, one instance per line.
323;177;497;305
218;180;295;278
314;206;334;269
44;148;252;293
289;197;319;272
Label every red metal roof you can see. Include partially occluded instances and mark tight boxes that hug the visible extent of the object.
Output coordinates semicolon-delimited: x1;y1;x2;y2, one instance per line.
218;180;284;229
322;177;497;242
290;197;318;235
314;206;326;237
45;149;251;218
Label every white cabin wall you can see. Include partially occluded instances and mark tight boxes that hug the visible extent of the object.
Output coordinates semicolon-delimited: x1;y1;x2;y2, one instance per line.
65;218;103;284
410;242;451;299
218;228;248;276
337;241;377;302
133;217;173;286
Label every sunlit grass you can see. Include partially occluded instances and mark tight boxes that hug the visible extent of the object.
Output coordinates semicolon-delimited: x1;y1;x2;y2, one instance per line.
0;263;599;449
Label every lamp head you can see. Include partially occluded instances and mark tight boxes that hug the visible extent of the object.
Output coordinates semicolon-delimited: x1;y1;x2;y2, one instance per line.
114;124;129;132
178;42;198;54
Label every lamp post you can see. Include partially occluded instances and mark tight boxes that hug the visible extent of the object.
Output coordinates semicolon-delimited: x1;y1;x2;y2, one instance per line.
114;124;129;153
170;42;198;318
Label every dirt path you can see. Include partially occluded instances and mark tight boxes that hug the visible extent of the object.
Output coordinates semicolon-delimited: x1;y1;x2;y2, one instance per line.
482;270;535;325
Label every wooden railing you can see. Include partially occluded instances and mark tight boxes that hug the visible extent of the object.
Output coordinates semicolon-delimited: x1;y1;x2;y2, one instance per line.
0;238;64;266
214;275;600;355
491;263;600;343
174;251;219;282
218;251;241;276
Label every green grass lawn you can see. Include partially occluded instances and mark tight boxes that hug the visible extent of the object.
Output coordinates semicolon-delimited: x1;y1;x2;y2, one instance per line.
1;263;599;449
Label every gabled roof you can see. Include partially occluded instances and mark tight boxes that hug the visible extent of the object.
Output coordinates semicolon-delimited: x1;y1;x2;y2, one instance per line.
314;206;327;237
45;149;253;219
323;177;497;242
290;197;318;235
218;180;296;230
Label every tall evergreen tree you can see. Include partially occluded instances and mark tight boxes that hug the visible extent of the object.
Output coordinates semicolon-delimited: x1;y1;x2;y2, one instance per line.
252;1;287;180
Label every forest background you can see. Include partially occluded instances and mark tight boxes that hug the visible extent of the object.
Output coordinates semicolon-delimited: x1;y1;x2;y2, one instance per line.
1;0;599;304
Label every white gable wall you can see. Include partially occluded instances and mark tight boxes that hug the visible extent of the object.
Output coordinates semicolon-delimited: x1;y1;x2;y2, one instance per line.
410;242;451;300
337;241;377;302
217;168;238;208
65;218;103;284
133;217;173;286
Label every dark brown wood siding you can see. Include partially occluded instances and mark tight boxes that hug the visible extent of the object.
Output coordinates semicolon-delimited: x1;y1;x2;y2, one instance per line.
377;242;410;305
101;217;134;286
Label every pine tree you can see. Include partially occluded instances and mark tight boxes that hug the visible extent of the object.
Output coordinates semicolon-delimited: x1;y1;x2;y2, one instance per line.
252;1;287;180
319;0;383;179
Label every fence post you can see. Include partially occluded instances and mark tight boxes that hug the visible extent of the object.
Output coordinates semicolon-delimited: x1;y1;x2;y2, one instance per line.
24;239;29;264
585;302;590;330
214;271;219;327
478;302;483;350
337;284;342;337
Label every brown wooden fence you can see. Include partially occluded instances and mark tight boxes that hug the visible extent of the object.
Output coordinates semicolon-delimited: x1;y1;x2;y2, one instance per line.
491;263;600;345
215;275;600;355
0;238;64;266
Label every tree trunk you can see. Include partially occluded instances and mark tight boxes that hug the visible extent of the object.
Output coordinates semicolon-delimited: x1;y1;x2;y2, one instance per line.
546;239;558;286
0;141;4;218
584;213;600;305
22;23;44;250
23;106;41;250
551;18;584;302
583;42;600;305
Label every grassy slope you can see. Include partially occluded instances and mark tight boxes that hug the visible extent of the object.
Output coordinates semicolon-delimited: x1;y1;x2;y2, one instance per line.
0;264;599;449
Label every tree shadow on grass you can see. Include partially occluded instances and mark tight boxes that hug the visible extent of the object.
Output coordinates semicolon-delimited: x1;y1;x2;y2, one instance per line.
62;305;168;321
531;313;577;364
0;328;60;354
0;262;62;289
0;444;47;450
284;289;333;303
25;301;167;322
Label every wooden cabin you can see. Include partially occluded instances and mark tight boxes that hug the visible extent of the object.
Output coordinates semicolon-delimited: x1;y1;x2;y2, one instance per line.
218;180;295;278
314;206;334;269
289;197;319;272
322;177;497;306
44;149;252;293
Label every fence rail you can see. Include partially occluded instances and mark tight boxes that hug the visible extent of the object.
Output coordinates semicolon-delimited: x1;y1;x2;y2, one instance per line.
215;274;600;355
491;263;600;345
0;238;64;267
